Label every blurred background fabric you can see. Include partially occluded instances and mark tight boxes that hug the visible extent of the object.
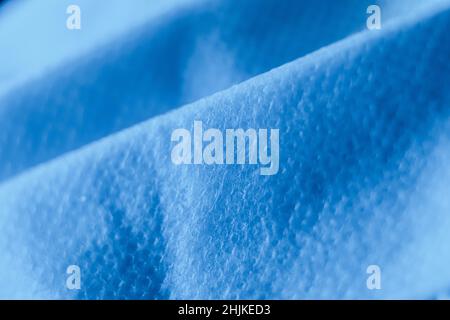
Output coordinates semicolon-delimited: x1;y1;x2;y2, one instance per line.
0;0;449;299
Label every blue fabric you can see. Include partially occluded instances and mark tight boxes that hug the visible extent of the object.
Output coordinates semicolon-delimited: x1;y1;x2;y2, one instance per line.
0;0;449;299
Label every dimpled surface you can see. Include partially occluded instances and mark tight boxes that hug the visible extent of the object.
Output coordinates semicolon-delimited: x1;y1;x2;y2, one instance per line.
0;0;424;181
0;1;450;299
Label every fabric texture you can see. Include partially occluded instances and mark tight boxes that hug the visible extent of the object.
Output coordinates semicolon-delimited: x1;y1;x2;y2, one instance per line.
0;0;449;299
